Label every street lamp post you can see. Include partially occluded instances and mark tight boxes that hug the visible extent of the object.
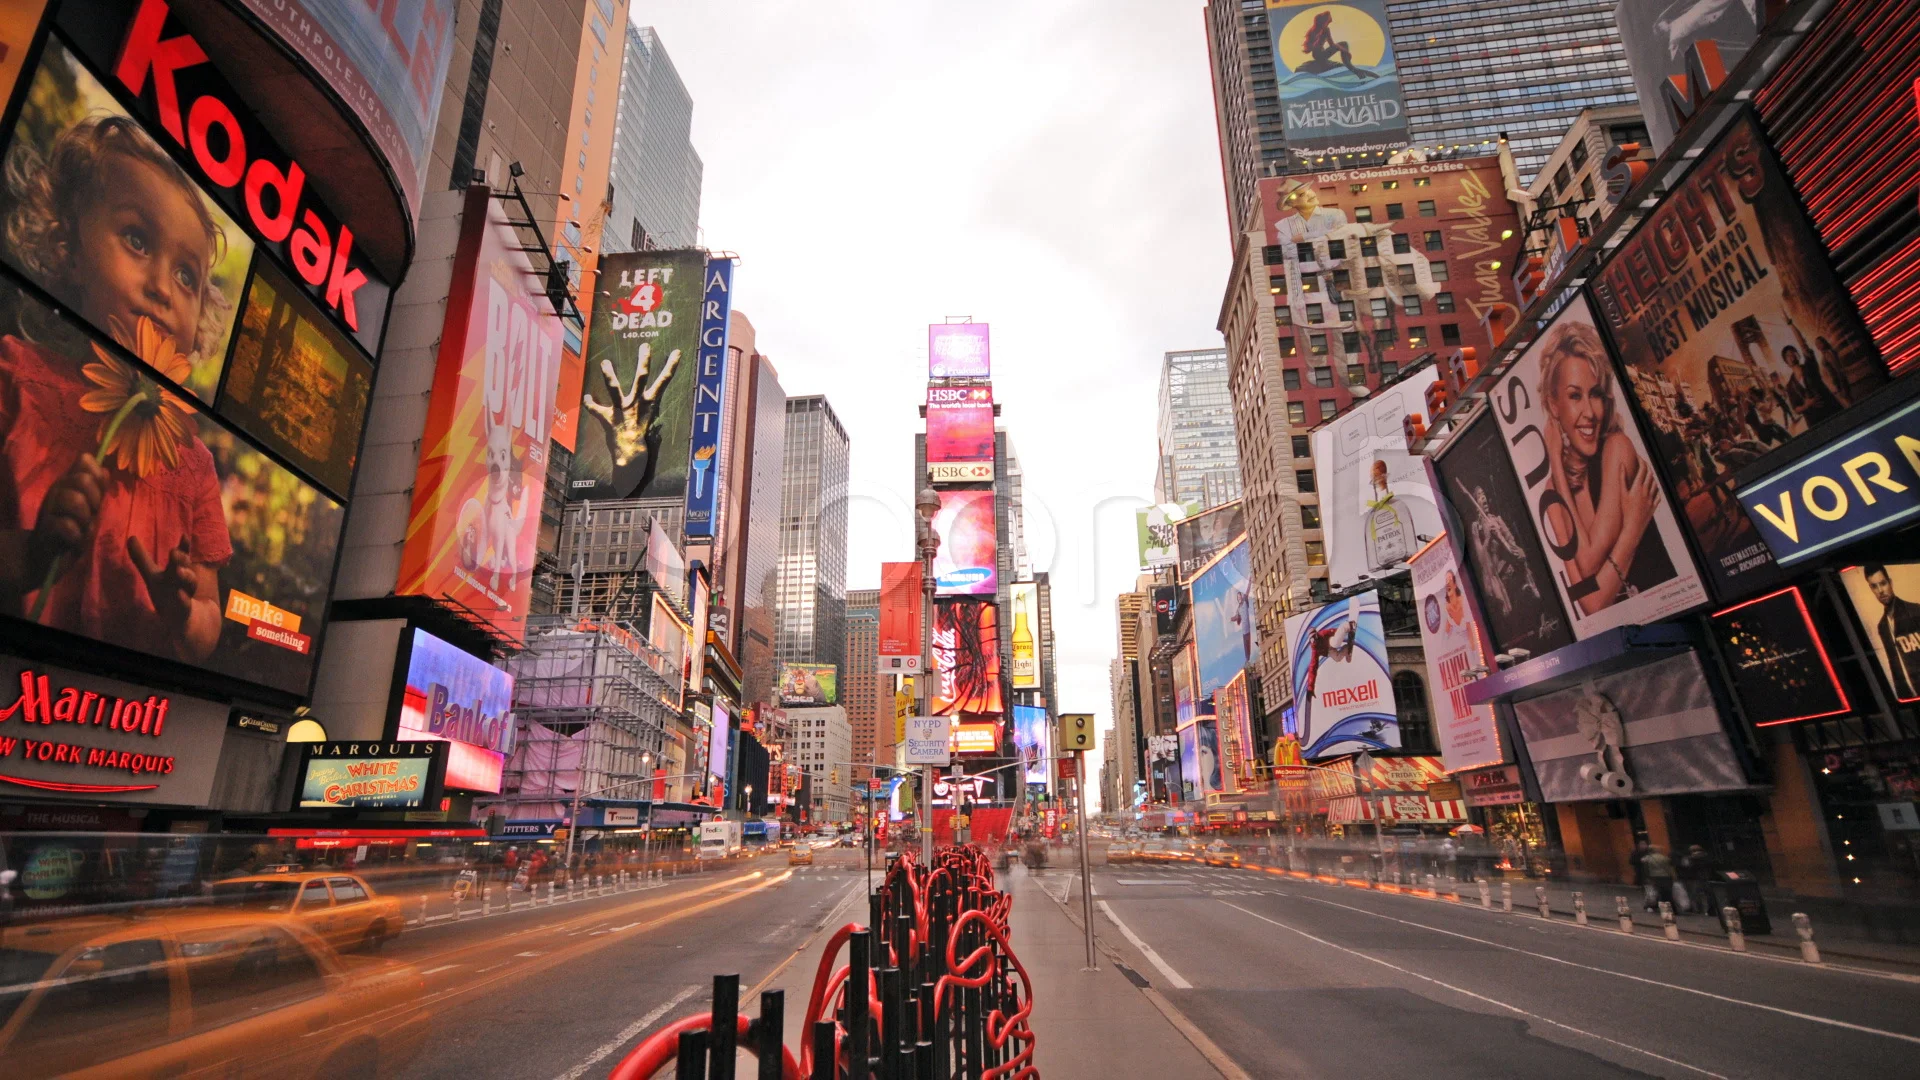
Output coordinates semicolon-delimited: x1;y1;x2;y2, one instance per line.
915;486;941;866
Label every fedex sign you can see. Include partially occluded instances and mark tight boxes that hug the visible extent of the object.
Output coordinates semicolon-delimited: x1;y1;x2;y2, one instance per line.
109;0;387;343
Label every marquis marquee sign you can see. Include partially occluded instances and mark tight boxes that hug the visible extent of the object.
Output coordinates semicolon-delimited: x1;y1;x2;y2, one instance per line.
0;659;227;804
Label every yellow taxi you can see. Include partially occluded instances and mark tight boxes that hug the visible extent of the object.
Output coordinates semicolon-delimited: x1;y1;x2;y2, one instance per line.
1202;840;1242;868
0;910;426;1077
787;844;815;866
208;871;404;954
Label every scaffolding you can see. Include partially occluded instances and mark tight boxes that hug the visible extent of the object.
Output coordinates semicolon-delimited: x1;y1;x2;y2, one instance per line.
484;615;687;823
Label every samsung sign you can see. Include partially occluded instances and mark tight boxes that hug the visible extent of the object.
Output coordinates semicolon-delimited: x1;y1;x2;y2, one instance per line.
683;258;736;539
1737;394;1920;566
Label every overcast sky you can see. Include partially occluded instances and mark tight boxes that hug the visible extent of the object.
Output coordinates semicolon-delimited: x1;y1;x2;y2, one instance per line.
639;1;1231;808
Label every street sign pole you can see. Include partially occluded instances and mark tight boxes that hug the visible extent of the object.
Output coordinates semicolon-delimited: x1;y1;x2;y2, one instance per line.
1075;748;1096;970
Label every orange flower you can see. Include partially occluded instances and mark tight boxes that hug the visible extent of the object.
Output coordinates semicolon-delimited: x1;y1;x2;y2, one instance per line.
80;316;195;478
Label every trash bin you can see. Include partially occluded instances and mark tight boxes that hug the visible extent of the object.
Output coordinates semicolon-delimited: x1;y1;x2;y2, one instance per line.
1710;870;1771;935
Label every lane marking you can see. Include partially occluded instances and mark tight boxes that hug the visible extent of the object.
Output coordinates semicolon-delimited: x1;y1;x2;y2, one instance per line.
1285;892;1920;1047
1219;902;1728;1079
516;951;543;957
610;921;641;932
1096;900;1192;990
552;984;702;1080
420;964;460;976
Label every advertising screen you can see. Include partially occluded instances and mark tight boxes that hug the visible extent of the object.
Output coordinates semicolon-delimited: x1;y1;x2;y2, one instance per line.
1173;646;1195;728
1148;734;1180;804
1263;0;1410;159
1489;294;1708;639
1215;674;1255;791
1195;718;1224;795
1177;501;1245;581
221;260;373;498
553;345;586;452
1191;539;1255;700
932;601;1003;715
779;663;838;707
397;186;559;646
1709;587;1849;727
1431;411;1573;658
1839;563;1920;704
708;699;732;789
645;517;688;609
649;596;689;708
952;723;999;755
0;277;345;694
571;249;706;500
0;37;256;405
232;0;456;226
929;323;990;379
1410;535;1502;772
932;489;997;596
1137;505;1181;569
879;562;923;672
1178;725;1199;802
684;257;734;539
299;742;439;810
1511;652;1746;802
1313;367;1443;590
1284;591;1399;759
1592;114;1883;599
0;4;45;109
926;385;995;482
1613;0;1759;152
1009;581;1041;690
398;627;515;758
1013;704;1048;785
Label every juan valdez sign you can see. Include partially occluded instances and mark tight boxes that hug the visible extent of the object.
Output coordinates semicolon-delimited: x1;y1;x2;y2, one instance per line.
0;660;227;804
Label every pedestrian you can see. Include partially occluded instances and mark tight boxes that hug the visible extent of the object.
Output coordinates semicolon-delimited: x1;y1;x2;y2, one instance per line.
1642;845;1676;912
502;845;520;888
1629;836;1652;909
1680;844;1715;915
1440;836;1458;882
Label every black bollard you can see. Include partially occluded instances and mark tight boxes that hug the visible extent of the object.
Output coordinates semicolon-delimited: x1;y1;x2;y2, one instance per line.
811;1020;837;1080
710;974;739;1080
756;990;784;1080
677;1028;710;1080
848;930;872;1079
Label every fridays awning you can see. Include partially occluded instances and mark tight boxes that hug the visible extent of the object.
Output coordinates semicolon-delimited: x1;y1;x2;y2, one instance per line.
1329;795;1468;824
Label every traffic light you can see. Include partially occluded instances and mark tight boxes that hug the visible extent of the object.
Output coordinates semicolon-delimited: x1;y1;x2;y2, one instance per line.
830;768;840;785
1057;713;1094;753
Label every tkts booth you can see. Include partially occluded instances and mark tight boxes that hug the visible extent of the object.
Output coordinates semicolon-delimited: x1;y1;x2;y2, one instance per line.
1417;0;1920;902
0;0;452;853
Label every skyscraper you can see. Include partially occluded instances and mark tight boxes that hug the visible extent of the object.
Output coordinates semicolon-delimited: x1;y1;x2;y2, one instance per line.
845;589;882;767
775;396;851;681
607;25;703;251
739;354;788;707
1156;349;1242;509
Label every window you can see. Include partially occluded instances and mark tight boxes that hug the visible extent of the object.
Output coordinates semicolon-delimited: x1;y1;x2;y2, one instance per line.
1554;163;1573;191
1354;206;1373;222
1349;182;1366;194
1291;434;1311;457
1308;333;1328;354
1326;239;1347;260
1441;323;1462;345
1417;200;1437;217
1424;230;1444;252
1435;292;1455;313
1270;275;1288;291
1374;327;1397;348
1332;269;1351;288
1278;337;1298;358
1305;540;1326;565
1311;366;1333;387
1395;671;1436;752
182;925;324;1033
1295;469;1316;492
1414;177;1431;187
1337;300;1356;321
11;939;172;1071
1263;244;1285;266
1581;175;1596;200
1311;576;1331;603
1407;326;1428;347
1398;265;1418;286
1403;296;1424;316
1282;367;1301;389
1288;400;1307;424
1431;261;1450;281
328;878;367;904
1386;202;1405;220
1307;304;1324;324
1276;306;1293;325
1342;331;1362;353
1382;179;1399;190
1319;399;1338;420
1380;360;1399;378
1569;138;1590;169
1296;242;1315;263
299;881;331;910
1301;273;1319;293
1369;298;1390;319
1359;236;1378;257
1346;365;1367;386
1392;233;1412;254
1364;266;1384;288
1299;504;1321;529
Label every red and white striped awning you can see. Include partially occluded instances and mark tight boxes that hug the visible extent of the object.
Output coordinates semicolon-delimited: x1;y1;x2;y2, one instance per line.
1329;795;1468;824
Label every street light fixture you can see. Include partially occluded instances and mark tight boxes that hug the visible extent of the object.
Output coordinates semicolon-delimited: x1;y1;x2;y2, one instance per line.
914;487;941;865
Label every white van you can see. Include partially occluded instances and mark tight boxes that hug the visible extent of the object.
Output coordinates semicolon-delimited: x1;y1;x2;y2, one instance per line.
698;820;743;860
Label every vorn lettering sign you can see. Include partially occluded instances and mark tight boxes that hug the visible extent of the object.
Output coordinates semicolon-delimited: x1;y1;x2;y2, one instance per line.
1737;394;1920;566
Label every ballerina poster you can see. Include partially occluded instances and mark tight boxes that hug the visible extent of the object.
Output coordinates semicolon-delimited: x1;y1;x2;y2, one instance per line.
1264;1;1411;157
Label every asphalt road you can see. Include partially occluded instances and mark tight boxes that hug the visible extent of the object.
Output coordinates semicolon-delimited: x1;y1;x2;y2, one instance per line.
378;852;867;1079
1081;860;1920;1080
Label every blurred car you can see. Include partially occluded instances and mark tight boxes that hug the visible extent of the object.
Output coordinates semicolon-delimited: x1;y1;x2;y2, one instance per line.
208;872;402;954
1203;841;1241;868
788;846;815;866
0;911;426;1077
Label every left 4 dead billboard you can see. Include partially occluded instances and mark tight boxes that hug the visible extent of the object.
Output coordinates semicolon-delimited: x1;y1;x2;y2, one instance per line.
398;186;562;646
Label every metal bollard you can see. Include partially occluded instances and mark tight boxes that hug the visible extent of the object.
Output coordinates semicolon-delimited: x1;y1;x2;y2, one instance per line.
1501;881;1513;912
1425;873;1438;898
1574;892;1588;926
483;885;493;916
1478;880;1492;909
1536;886;1551;919
1616;894;1633;933
1724;906;1747;952
1451;880;1461;903
1659;901;1679;941
419;894;428;924
596;874;604;894
1793;912;1821;964
567;877;574;901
